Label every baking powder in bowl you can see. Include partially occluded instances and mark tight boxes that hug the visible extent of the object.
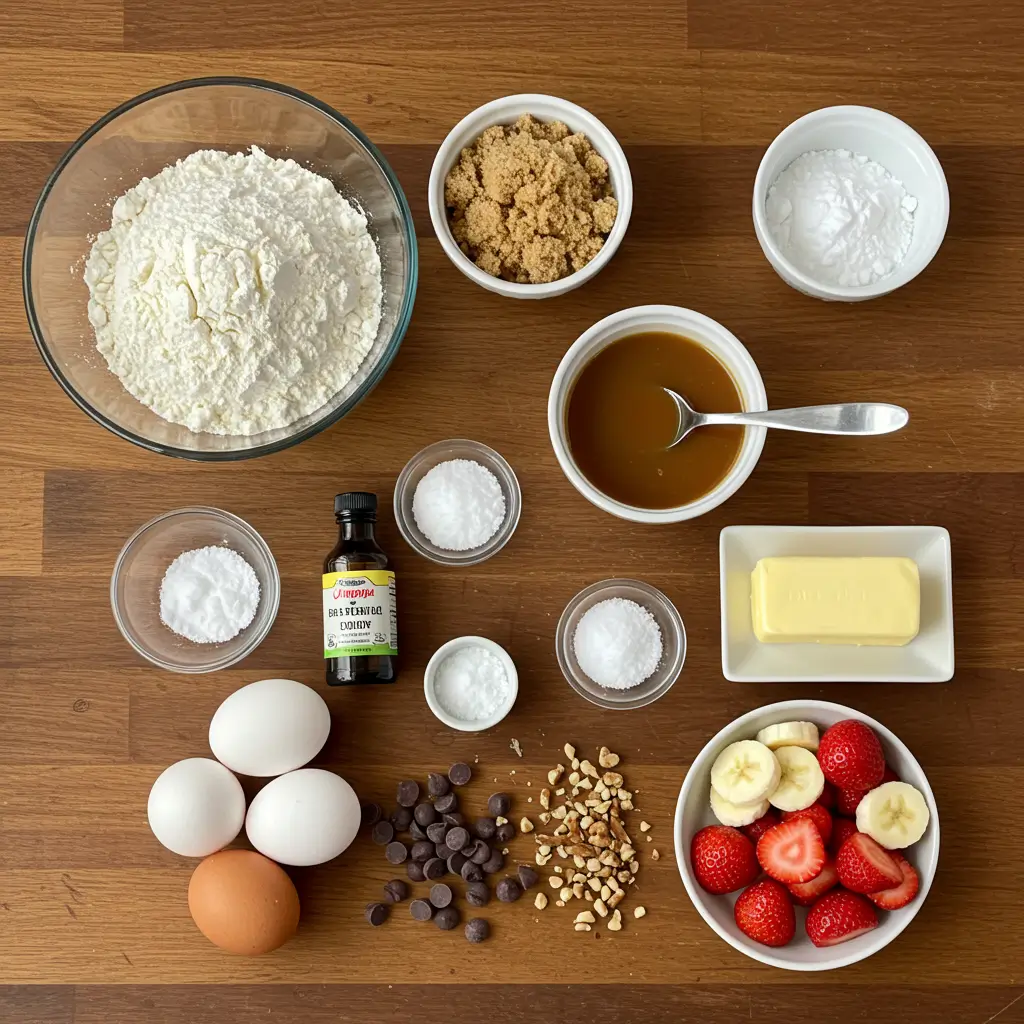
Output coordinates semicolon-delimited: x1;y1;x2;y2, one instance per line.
573;598;663;689
412;459;506;551
765;149;918;287
433;644;511;721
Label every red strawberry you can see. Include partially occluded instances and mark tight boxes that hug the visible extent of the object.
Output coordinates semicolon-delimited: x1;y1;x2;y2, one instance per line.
830;818;860;855
781;803;833;846
836;833;903;893
818;780;837;810
817;720;885;790
867;852;920;910
734;879;796;947
787;856;840;906
835;787;868;818
690;825;758;895
756;817;825;884
741;809;781;845
806;890;879;947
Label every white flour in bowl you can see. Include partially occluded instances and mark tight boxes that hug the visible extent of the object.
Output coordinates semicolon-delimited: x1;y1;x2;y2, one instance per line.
84;147;382;435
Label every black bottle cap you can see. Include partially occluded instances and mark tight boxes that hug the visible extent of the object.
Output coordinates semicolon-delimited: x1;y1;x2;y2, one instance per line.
335;491;378;515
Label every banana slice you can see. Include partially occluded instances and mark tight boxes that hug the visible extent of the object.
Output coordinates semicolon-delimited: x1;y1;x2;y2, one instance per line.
710;740;781;805
768;745;825;812
856;781;930;849
710;787;770;827
756;721;820;752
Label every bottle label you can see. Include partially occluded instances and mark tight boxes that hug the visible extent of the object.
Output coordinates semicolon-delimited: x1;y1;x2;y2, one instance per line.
322;570;398;659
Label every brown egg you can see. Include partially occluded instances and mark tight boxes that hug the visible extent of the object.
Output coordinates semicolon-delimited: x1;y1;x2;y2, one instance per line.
188;849;300;954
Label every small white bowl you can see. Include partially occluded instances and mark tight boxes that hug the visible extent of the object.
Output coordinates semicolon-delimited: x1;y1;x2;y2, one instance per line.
428;93;632;298
675;700;940;971
753;105;948;301
548;305;768;523
424;635;519;732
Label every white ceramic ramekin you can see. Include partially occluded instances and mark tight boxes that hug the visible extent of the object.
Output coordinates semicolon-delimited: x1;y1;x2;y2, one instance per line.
753;105;948;301
547;306;768;523
423;635;519;732
428;94;632;298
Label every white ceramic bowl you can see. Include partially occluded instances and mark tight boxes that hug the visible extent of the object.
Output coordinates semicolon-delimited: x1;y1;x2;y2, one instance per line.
423;635;519;732
428;93;632;298
548;305;768;523
753;105;948;301
675;700;940;971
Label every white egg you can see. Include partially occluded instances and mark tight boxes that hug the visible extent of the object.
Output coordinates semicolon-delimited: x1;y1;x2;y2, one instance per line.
209;678;331;777
245;768;360;866
147;757;245;858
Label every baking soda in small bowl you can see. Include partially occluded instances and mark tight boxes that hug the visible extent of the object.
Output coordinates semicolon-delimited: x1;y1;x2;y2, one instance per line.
424;636;518;731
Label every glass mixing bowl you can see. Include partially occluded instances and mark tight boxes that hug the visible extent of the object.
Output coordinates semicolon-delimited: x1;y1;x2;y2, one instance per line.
23;77;417;460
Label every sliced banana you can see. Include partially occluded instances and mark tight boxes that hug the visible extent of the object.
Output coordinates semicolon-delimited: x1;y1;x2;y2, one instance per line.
756;721;820;752
710;787;770;827
710;740;781;805
856;781;930;849
768;745;825;812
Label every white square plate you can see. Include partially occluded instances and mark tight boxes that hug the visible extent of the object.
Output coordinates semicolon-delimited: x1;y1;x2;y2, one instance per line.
720;525;954;682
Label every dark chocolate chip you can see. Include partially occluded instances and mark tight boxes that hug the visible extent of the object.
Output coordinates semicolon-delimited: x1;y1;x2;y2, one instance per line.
434;906;460;930
495;877;522;903
423;857;446;880
461;860;484;883
361;802;382;828
447;851;467;875
487;793;511;817
448;762;472;786
517;865;539;890
409;821;428;842
406;860;426;882
365;901;389;926
427;772;451;798
442;812;465;829
445;826;470;852
434;792;458;815
474;817;497;840
411;840;435;863
435;842;451;860
414;802;439;827
410;898;433;922
465;881;490;907
429;882;453;909
470;839;491;865
482;849;504;875
371;820;395;846
383;879;408;903
426;822;448;844
397;780;420;808
385;841;408;865
465;918;490;943
495;821;515;844
390;806;413;832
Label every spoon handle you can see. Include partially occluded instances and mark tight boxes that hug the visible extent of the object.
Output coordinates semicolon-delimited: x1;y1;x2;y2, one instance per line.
700;403;910;435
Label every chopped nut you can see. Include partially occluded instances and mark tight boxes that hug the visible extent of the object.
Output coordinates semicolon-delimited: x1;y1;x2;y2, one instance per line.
620;800;634;811
535;852;551;866
586;857;602;873
599;849;620;867
560;887;573;902
548;876;562;889
594;800;612;815
584;891;593;902
495;816;508;826
574;910;596;924
572;855;585;869
553;865;563;874
639;821;651;833
596;786;611;801
551;805;567;820
556;847;568;859
620;845;635;861
598;747;620;769
564;743;576;760
534;892;548;910
555;900;565;907
598;866;612;878
565;843;598;858
608;876;622;892
580;759;599;779
539;811;552;824
602;772;624;789
580;815;594;830
594;898;609;918
540;788;551;810
634;906;647;919
577;777;593;790
555;788;566;797
616;871;629;884
600;883;611;900
652;849;660;861
607;908;623;931
587;876;602;892
568;771;581;786
574;923;592;932
538;844;552;855
574;801;587;815
571;758;580;771
554;824;569;837
618;789;632;801
608;890;626;910
629;861;638;874
572;871;587;883
572;882;584;899
548;766;564;786
627;876;635;885
520;817;534;833
510;737;523;757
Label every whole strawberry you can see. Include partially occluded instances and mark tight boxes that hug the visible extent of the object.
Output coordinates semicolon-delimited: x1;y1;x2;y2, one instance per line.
818;720;885;790
735;879;796;947
835;833;903;893
806;890;878;947
741;809;780;845
690;825;758;895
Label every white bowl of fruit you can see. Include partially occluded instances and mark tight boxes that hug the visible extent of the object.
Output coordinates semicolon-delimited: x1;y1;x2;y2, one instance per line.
674;700;939;971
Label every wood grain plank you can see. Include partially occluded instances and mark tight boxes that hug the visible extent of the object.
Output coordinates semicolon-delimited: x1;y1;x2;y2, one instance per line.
0;470;44;575
0;0;123;50
0;987;72;1024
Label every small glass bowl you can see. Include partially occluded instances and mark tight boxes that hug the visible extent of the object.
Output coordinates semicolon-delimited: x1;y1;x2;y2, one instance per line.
556;578;686;710
111;507;280;672
394;439;522;566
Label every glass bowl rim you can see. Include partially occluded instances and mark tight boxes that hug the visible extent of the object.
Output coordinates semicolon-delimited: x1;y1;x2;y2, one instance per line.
110;504;281;672
22;75;418;462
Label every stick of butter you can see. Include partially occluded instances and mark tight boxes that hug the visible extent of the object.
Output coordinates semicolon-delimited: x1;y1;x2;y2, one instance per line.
751;556;920;646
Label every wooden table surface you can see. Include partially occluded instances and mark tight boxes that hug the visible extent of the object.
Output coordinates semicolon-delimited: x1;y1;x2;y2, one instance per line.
2;0;1024;1021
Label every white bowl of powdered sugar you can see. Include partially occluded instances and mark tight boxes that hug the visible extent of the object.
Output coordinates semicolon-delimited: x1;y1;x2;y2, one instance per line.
753;105;948;301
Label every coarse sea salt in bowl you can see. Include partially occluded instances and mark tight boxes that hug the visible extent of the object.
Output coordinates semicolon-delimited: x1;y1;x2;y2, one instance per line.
394;439;522;567
424;636;519;732
555;579;686;710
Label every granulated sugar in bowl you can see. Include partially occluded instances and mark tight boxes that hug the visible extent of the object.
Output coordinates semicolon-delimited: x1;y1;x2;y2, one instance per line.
573;598;663;689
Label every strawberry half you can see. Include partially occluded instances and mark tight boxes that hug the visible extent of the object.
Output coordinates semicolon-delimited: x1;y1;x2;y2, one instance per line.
787;856;840;906
830;818;860;856
781;803;833;846
867;852;920;910
690;825;759;895
835;787;868;818
756;817;825;884
806;890;879;947
734;879;796;947
817;720;885;790
836;832;903;893
741;808;780;845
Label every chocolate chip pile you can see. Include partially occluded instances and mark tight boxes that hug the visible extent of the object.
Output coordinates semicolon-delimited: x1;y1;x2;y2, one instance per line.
361;761;538;942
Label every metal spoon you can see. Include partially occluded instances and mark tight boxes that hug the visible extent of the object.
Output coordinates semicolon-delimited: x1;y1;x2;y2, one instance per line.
663;388;909;448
